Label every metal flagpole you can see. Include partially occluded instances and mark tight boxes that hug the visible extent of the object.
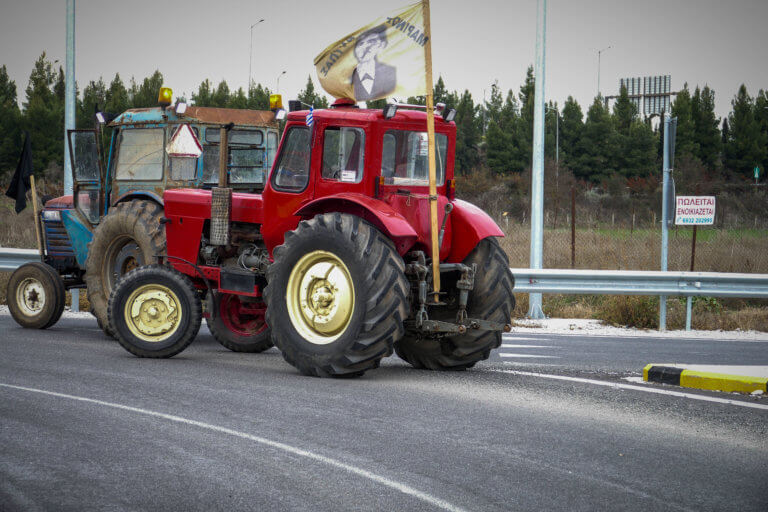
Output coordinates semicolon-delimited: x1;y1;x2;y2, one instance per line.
422;0;441;301
527;0;547;319
65;0;79;311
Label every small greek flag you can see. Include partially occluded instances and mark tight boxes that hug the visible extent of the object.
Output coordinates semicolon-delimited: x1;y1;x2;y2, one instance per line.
306;107;314;126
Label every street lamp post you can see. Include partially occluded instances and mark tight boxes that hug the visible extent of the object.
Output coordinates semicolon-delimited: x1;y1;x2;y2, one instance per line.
248;19;264;92
276;70;286;94
597;45;612;97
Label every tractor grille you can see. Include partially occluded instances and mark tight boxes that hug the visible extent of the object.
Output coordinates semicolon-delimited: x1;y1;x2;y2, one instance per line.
43;218;75;258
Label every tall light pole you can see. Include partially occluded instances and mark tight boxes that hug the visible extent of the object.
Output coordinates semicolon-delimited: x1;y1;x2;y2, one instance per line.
597;45;612;97
276;70;286;94
248;19;264;92
65;0;78;311
528;0;547;319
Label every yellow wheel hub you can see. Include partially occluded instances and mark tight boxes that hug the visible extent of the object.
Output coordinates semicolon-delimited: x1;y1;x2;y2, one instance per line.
124;284;182;342
286;250;355;345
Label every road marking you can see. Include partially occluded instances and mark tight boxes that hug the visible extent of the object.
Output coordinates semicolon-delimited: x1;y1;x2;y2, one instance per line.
501;336;551;341
0;382;467;512
499;354;560;359
494;370;768;411
501;344;558;349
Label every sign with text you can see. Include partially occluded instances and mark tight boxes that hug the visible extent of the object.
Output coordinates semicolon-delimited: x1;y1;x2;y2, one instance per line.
675;196;716;225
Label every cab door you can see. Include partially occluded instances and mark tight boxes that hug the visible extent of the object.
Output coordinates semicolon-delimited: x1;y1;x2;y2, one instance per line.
67;129;104;225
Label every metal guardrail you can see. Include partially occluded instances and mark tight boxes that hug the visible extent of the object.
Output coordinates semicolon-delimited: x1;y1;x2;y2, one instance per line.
510;268;768;298
0;248;40;271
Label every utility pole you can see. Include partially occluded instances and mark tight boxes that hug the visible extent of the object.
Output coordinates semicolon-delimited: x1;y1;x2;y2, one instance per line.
528;0;547;319
65;0;78;311
597;45;612;97
276;70;286;94
248;19;264;92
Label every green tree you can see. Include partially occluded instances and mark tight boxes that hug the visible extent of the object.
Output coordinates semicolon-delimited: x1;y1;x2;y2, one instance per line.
755;89;768;175
247;83;272;110
78;78;107;128
433;75;449;106
131;70;164;108
297;75;329;109
106;73;129;114
192;79;214;107
0;65;21;176
691;85;721;170
454;90;479;174
227;87;248;109
670;84;698;159
571;97;618;182
612;84;636;135
514;66;535;169
560;96;583;170
211;80;231;108
724;84;766;178
22;52;63;174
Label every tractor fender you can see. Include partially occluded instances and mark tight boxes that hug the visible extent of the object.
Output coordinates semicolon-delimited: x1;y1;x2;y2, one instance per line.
111;190;164;207
294;193;418;255
446;199;505;263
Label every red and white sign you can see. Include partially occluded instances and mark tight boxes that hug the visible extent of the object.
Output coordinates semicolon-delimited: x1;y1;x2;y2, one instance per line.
166;124;202;158
675;196;716;225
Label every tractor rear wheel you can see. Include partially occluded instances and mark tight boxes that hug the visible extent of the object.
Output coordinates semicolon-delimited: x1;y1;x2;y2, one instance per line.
265;213;409;377
395;237;515;370
6;262;65;329
85;200;165;337
108;265;201;358
205;291;273;353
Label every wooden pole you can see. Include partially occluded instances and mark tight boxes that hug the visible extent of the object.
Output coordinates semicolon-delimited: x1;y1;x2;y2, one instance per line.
422;0;441;301
218;127;229;188
570;185;576;268
29;175;44;261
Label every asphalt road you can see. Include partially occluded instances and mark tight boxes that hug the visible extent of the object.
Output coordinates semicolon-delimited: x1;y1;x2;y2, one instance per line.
1;313;766;512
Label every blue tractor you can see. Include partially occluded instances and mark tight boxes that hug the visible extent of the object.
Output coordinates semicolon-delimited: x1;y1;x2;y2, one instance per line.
7;88;281;343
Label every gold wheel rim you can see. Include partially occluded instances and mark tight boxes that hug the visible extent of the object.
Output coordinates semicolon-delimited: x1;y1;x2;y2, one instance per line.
286;250;355;345
124;284;183;342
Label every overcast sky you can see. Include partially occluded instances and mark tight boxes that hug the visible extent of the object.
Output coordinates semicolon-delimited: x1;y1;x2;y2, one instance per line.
1;0;766;120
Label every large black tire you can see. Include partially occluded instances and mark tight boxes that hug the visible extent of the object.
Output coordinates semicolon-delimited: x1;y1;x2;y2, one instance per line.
205;291;273;353
85;200;165;337
395;237;515;370
108;265;201;358
264;213;409;377
6;262;65;329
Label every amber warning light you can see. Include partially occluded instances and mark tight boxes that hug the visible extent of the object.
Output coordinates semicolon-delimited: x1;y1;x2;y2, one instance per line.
158;87;173;107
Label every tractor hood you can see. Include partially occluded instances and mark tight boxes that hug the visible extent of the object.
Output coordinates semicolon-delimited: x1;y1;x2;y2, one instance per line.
44;195;73;210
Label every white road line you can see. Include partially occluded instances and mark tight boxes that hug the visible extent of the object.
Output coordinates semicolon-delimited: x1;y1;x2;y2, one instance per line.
0;382;467;512
499;354;560;359
501;344;558;349
493;370;768;411
501;336;551;341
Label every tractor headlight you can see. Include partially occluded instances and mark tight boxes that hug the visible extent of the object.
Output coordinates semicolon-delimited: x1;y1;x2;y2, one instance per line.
42;210;61;221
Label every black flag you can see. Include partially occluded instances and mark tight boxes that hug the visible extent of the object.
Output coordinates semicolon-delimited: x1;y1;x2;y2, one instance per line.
4;131;33;214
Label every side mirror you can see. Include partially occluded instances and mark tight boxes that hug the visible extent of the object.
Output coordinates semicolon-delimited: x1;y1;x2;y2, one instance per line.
288;100;303;112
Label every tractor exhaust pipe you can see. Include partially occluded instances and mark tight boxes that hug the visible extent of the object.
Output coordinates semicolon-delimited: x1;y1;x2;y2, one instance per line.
211;124;234;246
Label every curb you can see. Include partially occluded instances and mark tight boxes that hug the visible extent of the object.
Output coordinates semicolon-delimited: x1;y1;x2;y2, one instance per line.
643;364;768;394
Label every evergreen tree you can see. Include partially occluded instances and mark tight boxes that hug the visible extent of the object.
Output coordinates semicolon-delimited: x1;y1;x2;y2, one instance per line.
724;84;766;178
670;84;698;158
560;96;583;170
227;87;248;109
545;100;560;160
132;70;164;108
613;84;636;135
247;83;271;110
514;66;535;169
571;97;618;182
433;76;448;106
210;80;231;107
0;65;21;175
484;81;504;127
297;75;329;109
454;90;479;174
485;120;513;174
692;85;721;170
106;73;129;114
22;52;63;173
78;78;107;128
755;89;768;175
192;79;214;107
721;118;729;147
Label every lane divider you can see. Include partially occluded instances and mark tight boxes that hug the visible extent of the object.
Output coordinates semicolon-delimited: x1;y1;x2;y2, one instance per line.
643;365;768;395
0;382;467;512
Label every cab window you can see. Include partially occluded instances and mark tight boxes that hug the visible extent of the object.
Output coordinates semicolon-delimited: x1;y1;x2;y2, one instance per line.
114;128;164;180
272;127;311;191
380;130;447;186
321;127;364;183
203;128;267;185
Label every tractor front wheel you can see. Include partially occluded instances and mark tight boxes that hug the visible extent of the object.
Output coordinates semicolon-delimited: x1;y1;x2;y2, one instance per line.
265;213;409;377
395;237;515;370
6;262;65;329
205;291;272;353
108;265;201;358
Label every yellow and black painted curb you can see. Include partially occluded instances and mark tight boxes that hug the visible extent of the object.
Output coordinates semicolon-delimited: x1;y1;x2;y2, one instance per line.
643;364;768;394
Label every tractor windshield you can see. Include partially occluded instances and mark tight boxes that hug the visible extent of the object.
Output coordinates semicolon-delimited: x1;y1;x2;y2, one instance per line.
380;130;447;187
271;127;311;191
203;128;267;185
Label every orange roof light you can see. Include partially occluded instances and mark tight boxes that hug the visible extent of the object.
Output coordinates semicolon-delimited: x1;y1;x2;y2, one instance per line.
269;94;283;110
158;87;173;107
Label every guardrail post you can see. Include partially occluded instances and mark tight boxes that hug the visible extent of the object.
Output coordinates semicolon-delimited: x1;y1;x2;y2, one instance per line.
685;296;693;331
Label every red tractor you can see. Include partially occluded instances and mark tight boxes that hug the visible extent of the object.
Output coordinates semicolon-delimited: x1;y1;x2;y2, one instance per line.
107;98;515;377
